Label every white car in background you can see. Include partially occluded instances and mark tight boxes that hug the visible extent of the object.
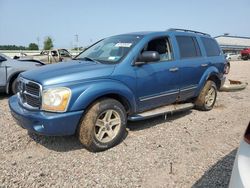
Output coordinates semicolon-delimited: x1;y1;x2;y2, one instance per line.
0;53;43;94
225;53;241;61
229;122;250;188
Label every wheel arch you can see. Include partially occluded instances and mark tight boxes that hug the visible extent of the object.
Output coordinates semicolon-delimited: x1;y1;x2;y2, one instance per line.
207;74;221;89
195;67;221;96
69;80;137;115
90;93;133;115
6;71;22;94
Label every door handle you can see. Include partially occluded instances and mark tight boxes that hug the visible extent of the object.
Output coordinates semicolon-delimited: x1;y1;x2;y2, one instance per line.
201;63;208;67
169;67;179;72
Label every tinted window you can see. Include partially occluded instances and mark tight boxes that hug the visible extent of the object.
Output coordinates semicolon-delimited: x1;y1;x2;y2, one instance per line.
176;36;201;58
201;37;221;57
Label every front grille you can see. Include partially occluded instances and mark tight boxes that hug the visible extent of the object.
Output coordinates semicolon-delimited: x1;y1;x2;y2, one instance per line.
25;94;41;108
18;78;42;109
26;82;40;96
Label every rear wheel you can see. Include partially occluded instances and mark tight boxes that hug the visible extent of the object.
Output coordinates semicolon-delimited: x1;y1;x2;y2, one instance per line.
77;98;127;152
195;80;217;111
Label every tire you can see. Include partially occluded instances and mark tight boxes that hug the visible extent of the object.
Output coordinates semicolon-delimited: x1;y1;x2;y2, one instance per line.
195;80;217;111
77;98;127;152
220;82;248;92
11;78;18;94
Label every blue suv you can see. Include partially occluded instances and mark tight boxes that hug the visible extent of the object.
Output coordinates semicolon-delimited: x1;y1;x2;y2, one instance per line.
9;29;227;151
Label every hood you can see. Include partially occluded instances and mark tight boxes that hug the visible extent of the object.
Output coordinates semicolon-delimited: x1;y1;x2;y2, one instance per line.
21;60;115;86
5;58;42;68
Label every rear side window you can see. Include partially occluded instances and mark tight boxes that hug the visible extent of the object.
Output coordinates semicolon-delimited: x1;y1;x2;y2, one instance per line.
201;37;221;57
176;36;201;58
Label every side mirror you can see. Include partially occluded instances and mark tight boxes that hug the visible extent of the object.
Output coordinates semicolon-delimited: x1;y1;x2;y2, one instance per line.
135;51;160;65
0;56;7;62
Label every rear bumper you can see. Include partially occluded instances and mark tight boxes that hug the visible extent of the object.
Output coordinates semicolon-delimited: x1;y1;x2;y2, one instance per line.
229;140;250;188
9;95;84;136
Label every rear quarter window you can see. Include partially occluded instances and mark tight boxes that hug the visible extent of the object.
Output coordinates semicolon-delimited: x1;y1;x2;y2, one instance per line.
176;36;201;59
201;37;221;57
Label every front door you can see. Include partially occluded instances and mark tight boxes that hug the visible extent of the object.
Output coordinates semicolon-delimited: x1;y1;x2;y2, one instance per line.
135;37;180;112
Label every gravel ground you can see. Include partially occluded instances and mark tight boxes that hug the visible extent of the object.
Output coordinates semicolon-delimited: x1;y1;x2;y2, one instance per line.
0;61;250;188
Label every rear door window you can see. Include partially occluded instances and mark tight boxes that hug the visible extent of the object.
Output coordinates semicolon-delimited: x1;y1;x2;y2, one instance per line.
176;36;201;58
201;37;221;57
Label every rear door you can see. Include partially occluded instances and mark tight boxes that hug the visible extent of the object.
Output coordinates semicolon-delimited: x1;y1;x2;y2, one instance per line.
175;35;208;100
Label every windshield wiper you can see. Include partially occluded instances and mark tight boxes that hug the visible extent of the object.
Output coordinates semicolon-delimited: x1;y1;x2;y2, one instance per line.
76;57;101;64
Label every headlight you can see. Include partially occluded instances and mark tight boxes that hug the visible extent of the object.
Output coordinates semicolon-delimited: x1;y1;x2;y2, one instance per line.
42;87;71;112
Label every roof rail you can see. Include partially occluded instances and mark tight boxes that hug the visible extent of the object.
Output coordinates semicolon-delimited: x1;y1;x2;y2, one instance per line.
167;28;210;36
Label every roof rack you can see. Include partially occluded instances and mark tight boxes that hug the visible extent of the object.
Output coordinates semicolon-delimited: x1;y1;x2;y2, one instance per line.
167;28;210;36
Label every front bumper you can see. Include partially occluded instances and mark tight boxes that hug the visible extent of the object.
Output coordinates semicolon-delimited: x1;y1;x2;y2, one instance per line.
9;95;84;136
229;140;250;188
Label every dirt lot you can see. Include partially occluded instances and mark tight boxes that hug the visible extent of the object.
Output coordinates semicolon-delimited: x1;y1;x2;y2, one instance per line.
0;61;249;188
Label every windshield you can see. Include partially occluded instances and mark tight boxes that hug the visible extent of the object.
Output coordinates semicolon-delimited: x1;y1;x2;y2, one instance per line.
75;35;141;64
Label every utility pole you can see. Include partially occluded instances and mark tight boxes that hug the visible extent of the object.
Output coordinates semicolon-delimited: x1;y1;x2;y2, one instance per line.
75;34;79;54
36;37;40;50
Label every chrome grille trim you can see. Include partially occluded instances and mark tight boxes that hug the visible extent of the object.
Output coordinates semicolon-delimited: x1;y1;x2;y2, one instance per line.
17;77;42;110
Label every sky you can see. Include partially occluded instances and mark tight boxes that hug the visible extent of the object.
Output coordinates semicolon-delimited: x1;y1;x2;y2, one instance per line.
0;0;249;49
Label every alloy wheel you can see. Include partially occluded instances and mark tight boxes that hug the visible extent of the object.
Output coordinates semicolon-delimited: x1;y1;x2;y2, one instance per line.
94;110;121;143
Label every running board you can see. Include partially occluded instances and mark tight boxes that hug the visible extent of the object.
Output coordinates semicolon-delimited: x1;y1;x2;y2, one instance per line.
128;103;194;121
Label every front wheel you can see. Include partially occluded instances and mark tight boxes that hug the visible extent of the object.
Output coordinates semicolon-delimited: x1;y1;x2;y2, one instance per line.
11;78;18;94
195;80;217;111
77;98;127;152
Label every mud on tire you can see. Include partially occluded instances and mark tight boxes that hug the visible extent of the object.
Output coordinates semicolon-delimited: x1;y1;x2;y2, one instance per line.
195;80;217;111
77;98;127;152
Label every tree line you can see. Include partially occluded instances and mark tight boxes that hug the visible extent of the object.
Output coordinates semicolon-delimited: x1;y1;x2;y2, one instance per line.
0;37;54;50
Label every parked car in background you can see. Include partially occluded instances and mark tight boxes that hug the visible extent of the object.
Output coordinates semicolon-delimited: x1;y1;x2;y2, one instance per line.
225;53;241;61
241;48;250;60
229;122;250;188
0;53;43;94
16;49;72;64
9;29;227;151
